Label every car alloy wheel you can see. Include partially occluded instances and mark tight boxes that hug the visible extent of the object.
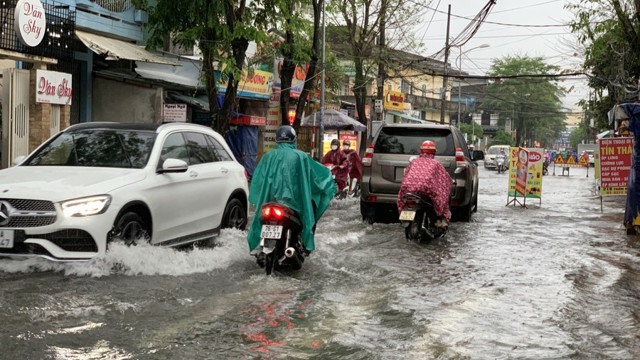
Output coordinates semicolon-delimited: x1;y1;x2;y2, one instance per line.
222;198;247;230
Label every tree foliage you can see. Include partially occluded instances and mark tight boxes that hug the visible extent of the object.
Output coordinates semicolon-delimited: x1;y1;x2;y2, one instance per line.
489;130;514;147
567;0;640;130
458;122;483;145
482;56;566;148
138;0;268;134
328;0;426;151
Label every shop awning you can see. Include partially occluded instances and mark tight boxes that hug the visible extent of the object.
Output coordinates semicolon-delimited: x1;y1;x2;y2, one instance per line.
169;93;210;111
387;110;432;124
76;30;178;65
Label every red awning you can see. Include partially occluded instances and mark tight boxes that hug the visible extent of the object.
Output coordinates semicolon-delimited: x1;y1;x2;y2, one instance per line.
229;114;267;126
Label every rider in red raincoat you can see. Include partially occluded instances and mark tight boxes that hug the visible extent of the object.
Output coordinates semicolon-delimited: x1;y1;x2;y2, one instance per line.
397;140;452;226
321;139;349;192
342;139;362;191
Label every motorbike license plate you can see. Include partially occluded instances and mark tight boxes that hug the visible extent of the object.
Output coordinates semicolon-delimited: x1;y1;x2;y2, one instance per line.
0;229;14;248
399;210;416;221
260;225;283;239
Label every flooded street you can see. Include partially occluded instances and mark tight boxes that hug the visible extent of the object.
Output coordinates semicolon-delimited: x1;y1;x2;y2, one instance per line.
1;165;639;359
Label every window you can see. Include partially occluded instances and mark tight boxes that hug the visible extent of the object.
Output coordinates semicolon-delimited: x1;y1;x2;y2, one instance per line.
184;132;215;165
160;133;189;166
422;84;427;97
207;136;233;161
374;127;455;156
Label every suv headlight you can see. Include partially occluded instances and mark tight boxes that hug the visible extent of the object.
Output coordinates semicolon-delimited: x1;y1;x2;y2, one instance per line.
61;195;112;217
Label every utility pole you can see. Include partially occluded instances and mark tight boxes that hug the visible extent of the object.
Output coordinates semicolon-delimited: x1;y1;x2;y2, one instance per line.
319;0;326;158
375;0;387;144
439;4;451;124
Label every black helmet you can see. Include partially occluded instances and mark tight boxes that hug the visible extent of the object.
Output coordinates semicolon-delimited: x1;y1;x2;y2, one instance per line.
275;125;296;143
330;139;340;147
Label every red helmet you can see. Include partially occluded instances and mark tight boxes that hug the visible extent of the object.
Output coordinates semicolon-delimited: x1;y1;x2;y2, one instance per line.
420;140;436;155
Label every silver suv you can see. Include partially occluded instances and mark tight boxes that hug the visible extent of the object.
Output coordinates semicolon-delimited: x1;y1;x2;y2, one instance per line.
360;123;484;223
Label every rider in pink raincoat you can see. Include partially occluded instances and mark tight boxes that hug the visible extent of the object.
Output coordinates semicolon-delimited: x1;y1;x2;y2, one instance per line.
397;140;452;226
321;139;349;191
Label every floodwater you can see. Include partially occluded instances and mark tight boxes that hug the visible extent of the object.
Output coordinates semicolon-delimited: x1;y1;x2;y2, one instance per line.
1;164;638;359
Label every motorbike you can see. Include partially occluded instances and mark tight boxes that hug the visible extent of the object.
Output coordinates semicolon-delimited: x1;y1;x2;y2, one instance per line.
398;179;455;242
255;202;306;275
324;163;349;199
496;154;507;174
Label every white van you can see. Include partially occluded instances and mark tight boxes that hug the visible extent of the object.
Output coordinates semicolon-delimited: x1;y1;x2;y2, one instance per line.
484;145;511;169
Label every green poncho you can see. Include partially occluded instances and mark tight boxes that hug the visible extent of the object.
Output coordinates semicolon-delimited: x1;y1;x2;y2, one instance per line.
247;142;336;252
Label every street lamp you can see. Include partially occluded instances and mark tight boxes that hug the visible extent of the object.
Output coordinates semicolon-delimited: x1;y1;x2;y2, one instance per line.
455;44;489;146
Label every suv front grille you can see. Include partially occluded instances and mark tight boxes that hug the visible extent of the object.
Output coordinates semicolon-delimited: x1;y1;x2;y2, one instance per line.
0;198;57;228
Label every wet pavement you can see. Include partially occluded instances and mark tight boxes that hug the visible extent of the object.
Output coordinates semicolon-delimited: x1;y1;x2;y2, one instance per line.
1;164;638;359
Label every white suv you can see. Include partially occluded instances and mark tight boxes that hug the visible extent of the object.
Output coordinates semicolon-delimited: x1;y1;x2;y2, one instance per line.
0;122;249;261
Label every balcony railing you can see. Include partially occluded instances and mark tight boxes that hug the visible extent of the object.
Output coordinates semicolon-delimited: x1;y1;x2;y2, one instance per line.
92;0;132;12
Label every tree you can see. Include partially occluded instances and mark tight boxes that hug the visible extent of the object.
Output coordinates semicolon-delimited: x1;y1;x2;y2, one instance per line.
458;122;483;145
138;0;267;134
329;0;425;151
569;121;592;149
568;0;640;129
489;130;514;147
482;56;566;147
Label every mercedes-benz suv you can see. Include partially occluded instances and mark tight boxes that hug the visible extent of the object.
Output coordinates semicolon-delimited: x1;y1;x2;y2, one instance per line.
360;123;484;223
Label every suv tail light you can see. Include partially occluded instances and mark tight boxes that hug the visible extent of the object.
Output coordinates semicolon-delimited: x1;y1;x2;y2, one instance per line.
455;147;466;168
362;144;374;167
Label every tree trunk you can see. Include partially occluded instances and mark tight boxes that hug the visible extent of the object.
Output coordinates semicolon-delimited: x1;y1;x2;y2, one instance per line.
353;55;368;154
292;0;322;128
202;44;222;132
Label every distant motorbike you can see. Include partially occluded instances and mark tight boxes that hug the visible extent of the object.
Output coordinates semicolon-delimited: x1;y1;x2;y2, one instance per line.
324;163;349;199
399;193;448;242
496;154;507;174
255;202;306;275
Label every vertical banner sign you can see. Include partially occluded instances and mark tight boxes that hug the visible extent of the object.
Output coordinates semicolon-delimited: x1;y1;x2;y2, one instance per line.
14;0;46;47
598;137;633;196
515;147;529;196
508;147;544;199
263;92;280;154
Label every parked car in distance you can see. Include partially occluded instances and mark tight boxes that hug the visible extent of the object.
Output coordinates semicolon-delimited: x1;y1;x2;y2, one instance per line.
360;123;484;224
484;144;511;170
586;150;595;167
0;122;249;261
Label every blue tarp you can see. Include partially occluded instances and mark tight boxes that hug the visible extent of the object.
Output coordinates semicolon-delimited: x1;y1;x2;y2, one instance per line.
225;126;258;177
618;103;640;228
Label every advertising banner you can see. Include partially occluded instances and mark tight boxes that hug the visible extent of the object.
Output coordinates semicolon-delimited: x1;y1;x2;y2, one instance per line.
598;137;633;196
263;92;280;154
217;69;274;100
383;90;405;111
509;147;544;199
514;147;529;196
273;57;307;98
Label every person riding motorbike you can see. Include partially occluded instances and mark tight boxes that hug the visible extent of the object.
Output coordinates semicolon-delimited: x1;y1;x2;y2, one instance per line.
342;139;362;194
397;140;452;228
247;125;336;258
496;148;507;172
321;139;349;193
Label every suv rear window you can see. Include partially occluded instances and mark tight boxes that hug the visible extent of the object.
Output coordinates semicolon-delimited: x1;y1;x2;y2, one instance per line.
374;127;455;156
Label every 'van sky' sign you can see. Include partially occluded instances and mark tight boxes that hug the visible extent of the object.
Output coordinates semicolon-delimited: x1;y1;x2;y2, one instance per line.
36;70;73;105
14;0;46;47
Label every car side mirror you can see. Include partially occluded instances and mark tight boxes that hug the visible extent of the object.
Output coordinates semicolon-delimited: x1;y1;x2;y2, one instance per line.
471;150;484;161
158;158;189;174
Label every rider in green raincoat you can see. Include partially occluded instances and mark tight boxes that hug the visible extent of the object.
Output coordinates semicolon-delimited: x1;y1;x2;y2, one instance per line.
247;125;336;253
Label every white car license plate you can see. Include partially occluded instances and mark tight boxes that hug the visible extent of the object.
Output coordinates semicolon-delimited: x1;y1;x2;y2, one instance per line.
0;229;14;249
399;210;416;221
261;225;283;239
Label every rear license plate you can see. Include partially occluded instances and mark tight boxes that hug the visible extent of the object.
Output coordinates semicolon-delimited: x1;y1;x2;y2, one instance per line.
0;229;14;249
399;210;416;221
261;225;283;239
395;167;406;181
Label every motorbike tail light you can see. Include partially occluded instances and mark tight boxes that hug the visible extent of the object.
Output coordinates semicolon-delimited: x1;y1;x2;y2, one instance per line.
455;147;466;167
262;205;285;220
366;196;377;202
405;197;416;208
362;144;375;167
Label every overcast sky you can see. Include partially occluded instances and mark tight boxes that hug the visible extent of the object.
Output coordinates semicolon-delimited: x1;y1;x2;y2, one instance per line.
410;0;586;111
